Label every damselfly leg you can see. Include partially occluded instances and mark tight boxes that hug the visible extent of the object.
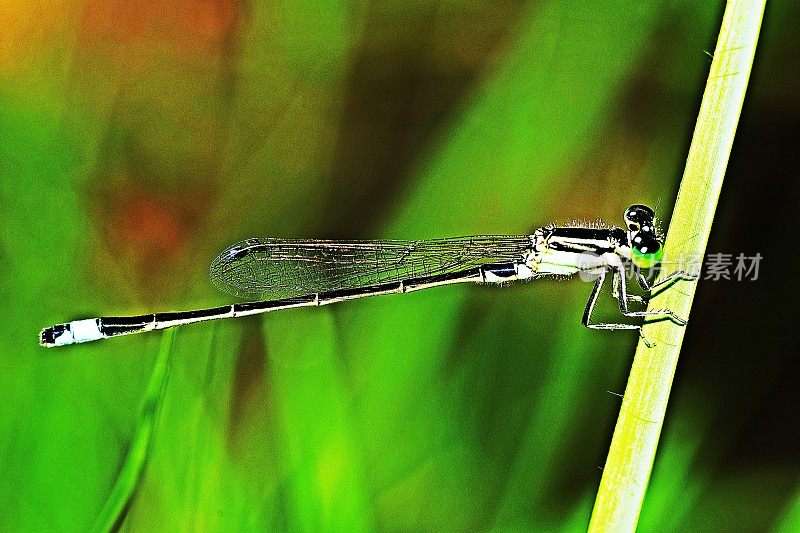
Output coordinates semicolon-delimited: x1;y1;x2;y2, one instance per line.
582;269;654;347
614;267;688;325
612;269;699;307
612;273;646;304
636;270;699;296
583;263;693;347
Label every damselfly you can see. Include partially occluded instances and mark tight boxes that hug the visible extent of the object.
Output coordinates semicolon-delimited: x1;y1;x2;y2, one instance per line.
40;205;693;347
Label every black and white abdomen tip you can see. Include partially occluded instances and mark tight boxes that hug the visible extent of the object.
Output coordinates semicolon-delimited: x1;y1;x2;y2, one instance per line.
40;319;103;347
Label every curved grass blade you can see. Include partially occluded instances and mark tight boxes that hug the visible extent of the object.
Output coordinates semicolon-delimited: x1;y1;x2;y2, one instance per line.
91;329;175;533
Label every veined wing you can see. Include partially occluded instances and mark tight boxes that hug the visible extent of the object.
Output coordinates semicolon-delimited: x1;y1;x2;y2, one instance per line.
209;236;533;300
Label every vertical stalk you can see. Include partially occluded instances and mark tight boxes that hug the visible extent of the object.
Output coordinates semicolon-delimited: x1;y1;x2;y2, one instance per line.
588;0;766;530
91;330;174;532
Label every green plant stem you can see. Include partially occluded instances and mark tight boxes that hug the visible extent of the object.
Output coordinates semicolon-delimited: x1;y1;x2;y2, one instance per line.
91;330;174;533
588;0;766;530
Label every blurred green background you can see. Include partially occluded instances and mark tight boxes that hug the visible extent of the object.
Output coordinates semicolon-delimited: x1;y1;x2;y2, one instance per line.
1;1;798;530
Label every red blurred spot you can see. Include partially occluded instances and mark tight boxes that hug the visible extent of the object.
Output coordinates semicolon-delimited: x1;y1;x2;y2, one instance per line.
118;195;181;256
193;0;237;43
79;0;240;58
98;183;212;298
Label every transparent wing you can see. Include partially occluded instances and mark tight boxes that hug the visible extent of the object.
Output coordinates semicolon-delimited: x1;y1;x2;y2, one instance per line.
209;236;533;300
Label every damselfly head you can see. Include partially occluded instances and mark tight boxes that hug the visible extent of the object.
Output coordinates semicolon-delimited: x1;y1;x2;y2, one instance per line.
624;204;663;269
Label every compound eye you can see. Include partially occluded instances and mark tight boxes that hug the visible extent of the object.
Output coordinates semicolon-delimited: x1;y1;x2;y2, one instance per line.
631;239;663;269
624;204;656;231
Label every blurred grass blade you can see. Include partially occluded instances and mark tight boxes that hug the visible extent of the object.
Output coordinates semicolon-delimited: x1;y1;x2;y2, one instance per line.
91;330;175;533
776;487;800;532
589;0;767;530
263;310;371;531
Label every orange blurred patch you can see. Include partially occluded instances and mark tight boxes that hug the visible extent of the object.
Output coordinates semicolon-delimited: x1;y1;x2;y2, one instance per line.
79;0;239;56
97;181;213;299
0;0;74;75
117;194;181;258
